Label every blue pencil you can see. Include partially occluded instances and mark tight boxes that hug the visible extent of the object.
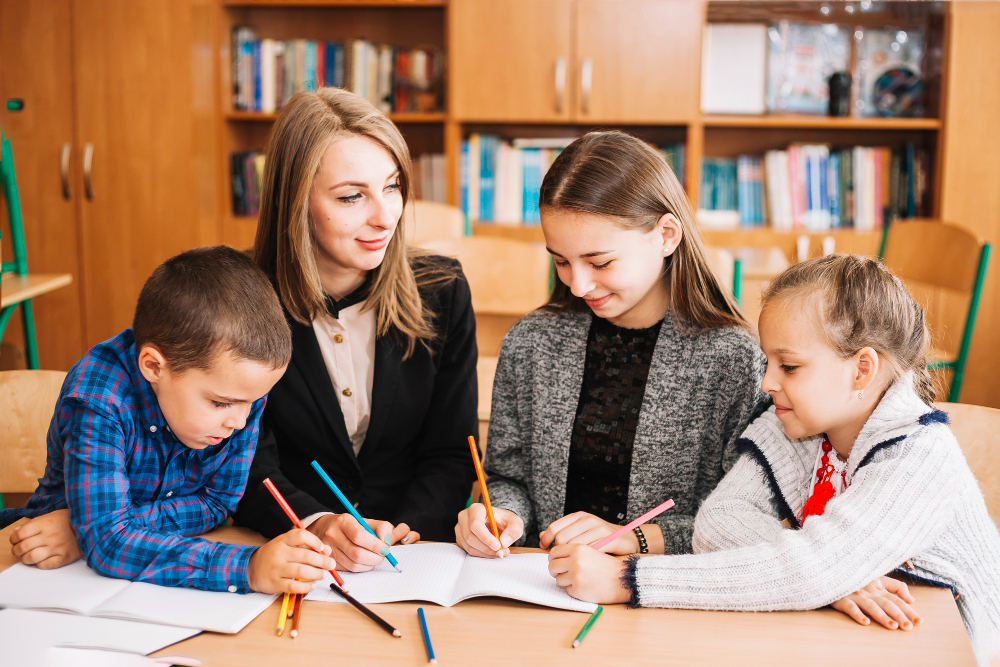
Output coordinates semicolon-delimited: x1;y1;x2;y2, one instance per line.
310;460;402;572
417;607;436;663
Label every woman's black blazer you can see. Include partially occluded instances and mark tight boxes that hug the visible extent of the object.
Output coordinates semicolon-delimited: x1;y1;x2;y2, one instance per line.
235;255;478;542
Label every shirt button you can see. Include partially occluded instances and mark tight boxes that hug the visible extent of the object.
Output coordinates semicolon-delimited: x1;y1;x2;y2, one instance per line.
334;334;343;343
166;491;173;498
342;388;352;397
228;585;237;593
149;425;157;433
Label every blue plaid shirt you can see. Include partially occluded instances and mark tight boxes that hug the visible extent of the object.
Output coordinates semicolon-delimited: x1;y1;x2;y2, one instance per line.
0;329;262;593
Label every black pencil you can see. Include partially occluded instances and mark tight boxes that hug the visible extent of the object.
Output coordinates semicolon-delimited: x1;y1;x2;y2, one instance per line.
329;583;401;638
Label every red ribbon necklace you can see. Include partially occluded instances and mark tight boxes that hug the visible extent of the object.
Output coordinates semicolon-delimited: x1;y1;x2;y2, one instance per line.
800;440;846;524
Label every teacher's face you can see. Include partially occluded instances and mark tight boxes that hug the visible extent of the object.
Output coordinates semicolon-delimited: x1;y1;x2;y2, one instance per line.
309;134;403;281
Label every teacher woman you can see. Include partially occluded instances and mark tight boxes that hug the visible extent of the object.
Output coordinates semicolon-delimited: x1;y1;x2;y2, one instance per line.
234;88;478;571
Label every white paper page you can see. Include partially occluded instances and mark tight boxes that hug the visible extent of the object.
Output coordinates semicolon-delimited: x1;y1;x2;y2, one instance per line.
305;543;467;606
0;609;198;665
455;552;598;613
44;647;181;667
0;561;130;615
95;581;276;633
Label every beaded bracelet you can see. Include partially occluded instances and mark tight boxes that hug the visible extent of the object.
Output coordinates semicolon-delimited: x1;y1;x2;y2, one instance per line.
633;526;649;554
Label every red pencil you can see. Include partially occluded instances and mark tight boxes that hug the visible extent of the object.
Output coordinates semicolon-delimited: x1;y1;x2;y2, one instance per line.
263;477;346;589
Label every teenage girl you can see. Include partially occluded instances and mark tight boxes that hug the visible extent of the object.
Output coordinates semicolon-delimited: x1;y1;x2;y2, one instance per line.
549;254;1000;665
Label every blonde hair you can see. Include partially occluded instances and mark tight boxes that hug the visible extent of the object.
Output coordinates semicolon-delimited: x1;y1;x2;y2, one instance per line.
254;87;451;358
539;131;748;332
762;254;934;404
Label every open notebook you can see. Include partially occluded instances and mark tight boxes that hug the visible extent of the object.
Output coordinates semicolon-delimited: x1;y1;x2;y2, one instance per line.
305;543;598;613
0;561;276;633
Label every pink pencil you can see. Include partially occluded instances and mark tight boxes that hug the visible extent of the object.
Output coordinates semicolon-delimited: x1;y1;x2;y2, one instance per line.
589;499;675;551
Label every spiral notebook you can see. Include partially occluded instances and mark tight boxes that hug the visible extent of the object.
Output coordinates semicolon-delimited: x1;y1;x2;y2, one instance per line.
305;543;598;613
0;561;276;633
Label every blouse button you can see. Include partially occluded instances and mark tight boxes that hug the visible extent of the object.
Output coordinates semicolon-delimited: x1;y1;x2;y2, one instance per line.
334;334;344;343
343;388;352;397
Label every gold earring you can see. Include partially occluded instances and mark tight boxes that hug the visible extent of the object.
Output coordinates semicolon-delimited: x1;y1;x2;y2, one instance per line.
857;389;864;400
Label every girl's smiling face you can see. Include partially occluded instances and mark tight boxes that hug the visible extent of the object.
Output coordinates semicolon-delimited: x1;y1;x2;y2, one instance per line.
541;209;681;329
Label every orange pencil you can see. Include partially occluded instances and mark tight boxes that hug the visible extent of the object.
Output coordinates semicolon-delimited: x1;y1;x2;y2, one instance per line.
467;435;503;556
290;593;304;638
262;477;347;589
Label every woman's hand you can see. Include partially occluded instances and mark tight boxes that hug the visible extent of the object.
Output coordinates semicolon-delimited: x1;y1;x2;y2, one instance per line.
832;576;921;630
547;543;632;604
455;504;522;558
308;513;415;572
540;512;639;554
9;510;83;569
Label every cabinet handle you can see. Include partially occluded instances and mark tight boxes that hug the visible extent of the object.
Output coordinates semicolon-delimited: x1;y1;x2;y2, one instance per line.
581;57;593;115
60;143;71;200
83;142;94;200
555;57;566;114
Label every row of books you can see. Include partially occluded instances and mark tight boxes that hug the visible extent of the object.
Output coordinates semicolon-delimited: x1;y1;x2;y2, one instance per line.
232;27;444;114
461;135;686;225
413;153;447;204
696;143;930;230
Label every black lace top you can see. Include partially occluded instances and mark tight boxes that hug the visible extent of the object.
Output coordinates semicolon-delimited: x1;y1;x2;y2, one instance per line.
563;315;662;524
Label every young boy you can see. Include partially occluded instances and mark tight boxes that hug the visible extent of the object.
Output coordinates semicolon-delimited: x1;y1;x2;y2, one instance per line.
1;245;336;595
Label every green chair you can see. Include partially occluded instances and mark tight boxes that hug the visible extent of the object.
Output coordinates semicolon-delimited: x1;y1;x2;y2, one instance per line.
881;219;992;402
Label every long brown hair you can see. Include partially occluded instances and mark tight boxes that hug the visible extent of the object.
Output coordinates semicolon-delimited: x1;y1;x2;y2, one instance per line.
539;131;747;332
762;254;934;404
254;87;450;358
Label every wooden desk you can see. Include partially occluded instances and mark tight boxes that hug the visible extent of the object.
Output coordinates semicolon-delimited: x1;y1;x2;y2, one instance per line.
0;273;72;309
0;523;975;666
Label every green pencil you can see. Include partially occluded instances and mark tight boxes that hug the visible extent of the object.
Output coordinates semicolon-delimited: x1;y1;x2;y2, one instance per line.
572;605;604;648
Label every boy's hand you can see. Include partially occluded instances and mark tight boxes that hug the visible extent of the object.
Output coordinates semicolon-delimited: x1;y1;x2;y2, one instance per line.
308;513;414;573
540;512;638;554
9;510;83;569
247;529;337;595
455;504;522;558
548;543;632;604
832;576;921;630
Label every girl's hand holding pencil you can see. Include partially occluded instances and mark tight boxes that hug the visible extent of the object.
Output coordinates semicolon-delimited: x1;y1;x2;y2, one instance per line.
540;511;655;554
455;503;522;558
547;544;632;604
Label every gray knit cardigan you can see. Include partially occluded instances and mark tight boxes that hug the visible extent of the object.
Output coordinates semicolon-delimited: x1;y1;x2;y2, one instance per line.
628;374;1000;666
483;306;767;552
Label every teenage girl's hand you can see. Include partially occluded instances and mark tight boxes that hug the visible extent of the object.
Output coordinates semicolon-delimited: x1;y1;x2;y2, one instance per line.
832;576;921;630
9;510;83;569
247;528;337;595
455;504;522;558
548;543;631;604
540;511;638;554
308;513;414;572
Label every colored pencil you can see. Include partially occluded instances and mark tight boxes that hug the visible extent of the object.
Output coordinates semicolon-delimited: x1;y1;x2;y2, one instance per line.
467;436;502;554
589;499;675;551
290;593;303;638
262;477;347;588
310;460;402;572
329;583;401;638
417;607;436;663
572;605;604;648
276;592;290;636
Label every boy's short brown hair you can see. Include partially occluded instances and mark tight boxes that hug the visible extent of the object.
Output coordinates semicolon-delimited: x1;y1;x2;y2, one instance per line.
133;245;292;373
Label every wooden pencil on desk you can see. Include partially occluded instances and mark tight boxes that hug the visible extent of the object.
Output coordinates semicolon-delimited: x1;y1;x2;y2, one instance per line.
290;593;304;638
277;592;290;636
329;583;401;638
467;435;503;555
572;605;604;648
417;607;437;663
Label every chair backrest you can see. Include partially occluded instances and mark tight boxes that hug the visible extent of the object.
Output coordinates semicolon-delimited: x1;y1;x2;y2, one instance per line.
0;370;65;494
937;401;1000;523
882;219;984;293
420;236;550;315
405;200;465;244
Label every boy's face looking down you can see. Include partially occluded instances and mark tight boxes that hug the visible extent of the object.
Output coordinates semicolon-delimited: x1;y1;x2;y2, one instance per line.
137;345;286;450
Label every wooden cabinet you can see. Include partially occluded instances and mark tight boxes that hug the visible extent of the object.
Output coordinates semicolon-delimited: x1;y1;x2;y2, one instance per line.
450;0;703;123
0;0;217;367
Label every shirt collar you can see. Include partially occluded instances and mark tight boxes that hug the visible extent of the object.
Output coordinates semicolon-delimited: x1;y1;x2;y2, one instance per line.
323;274;372;319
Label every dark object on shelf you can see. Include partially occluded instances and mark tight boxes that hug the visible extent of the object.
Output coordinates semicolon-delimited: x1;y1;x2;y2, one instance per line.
873;67;924;118
6;99;24;112
828;72;850;117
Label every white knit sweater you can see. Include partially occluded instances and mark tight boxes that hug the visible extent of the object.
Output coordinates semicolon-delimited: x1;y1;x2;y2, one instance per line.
627;375;1000;665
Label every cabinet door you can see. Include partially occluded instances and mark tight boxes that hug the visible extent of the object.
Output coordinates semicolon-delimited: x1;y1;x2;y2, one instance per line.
450;0;574;122
0;0;87;370
72;0;218;345
575;0;704;123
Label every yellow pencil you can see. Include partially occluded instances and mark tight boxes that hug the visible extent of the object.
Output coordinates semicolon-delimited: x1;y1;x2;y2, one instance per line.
277;592;290;636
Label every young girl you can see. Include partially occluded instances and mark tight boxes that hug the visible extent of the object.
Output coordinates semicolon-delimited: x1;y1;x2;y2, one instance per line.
455;130;767;558
548;254;1000;665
